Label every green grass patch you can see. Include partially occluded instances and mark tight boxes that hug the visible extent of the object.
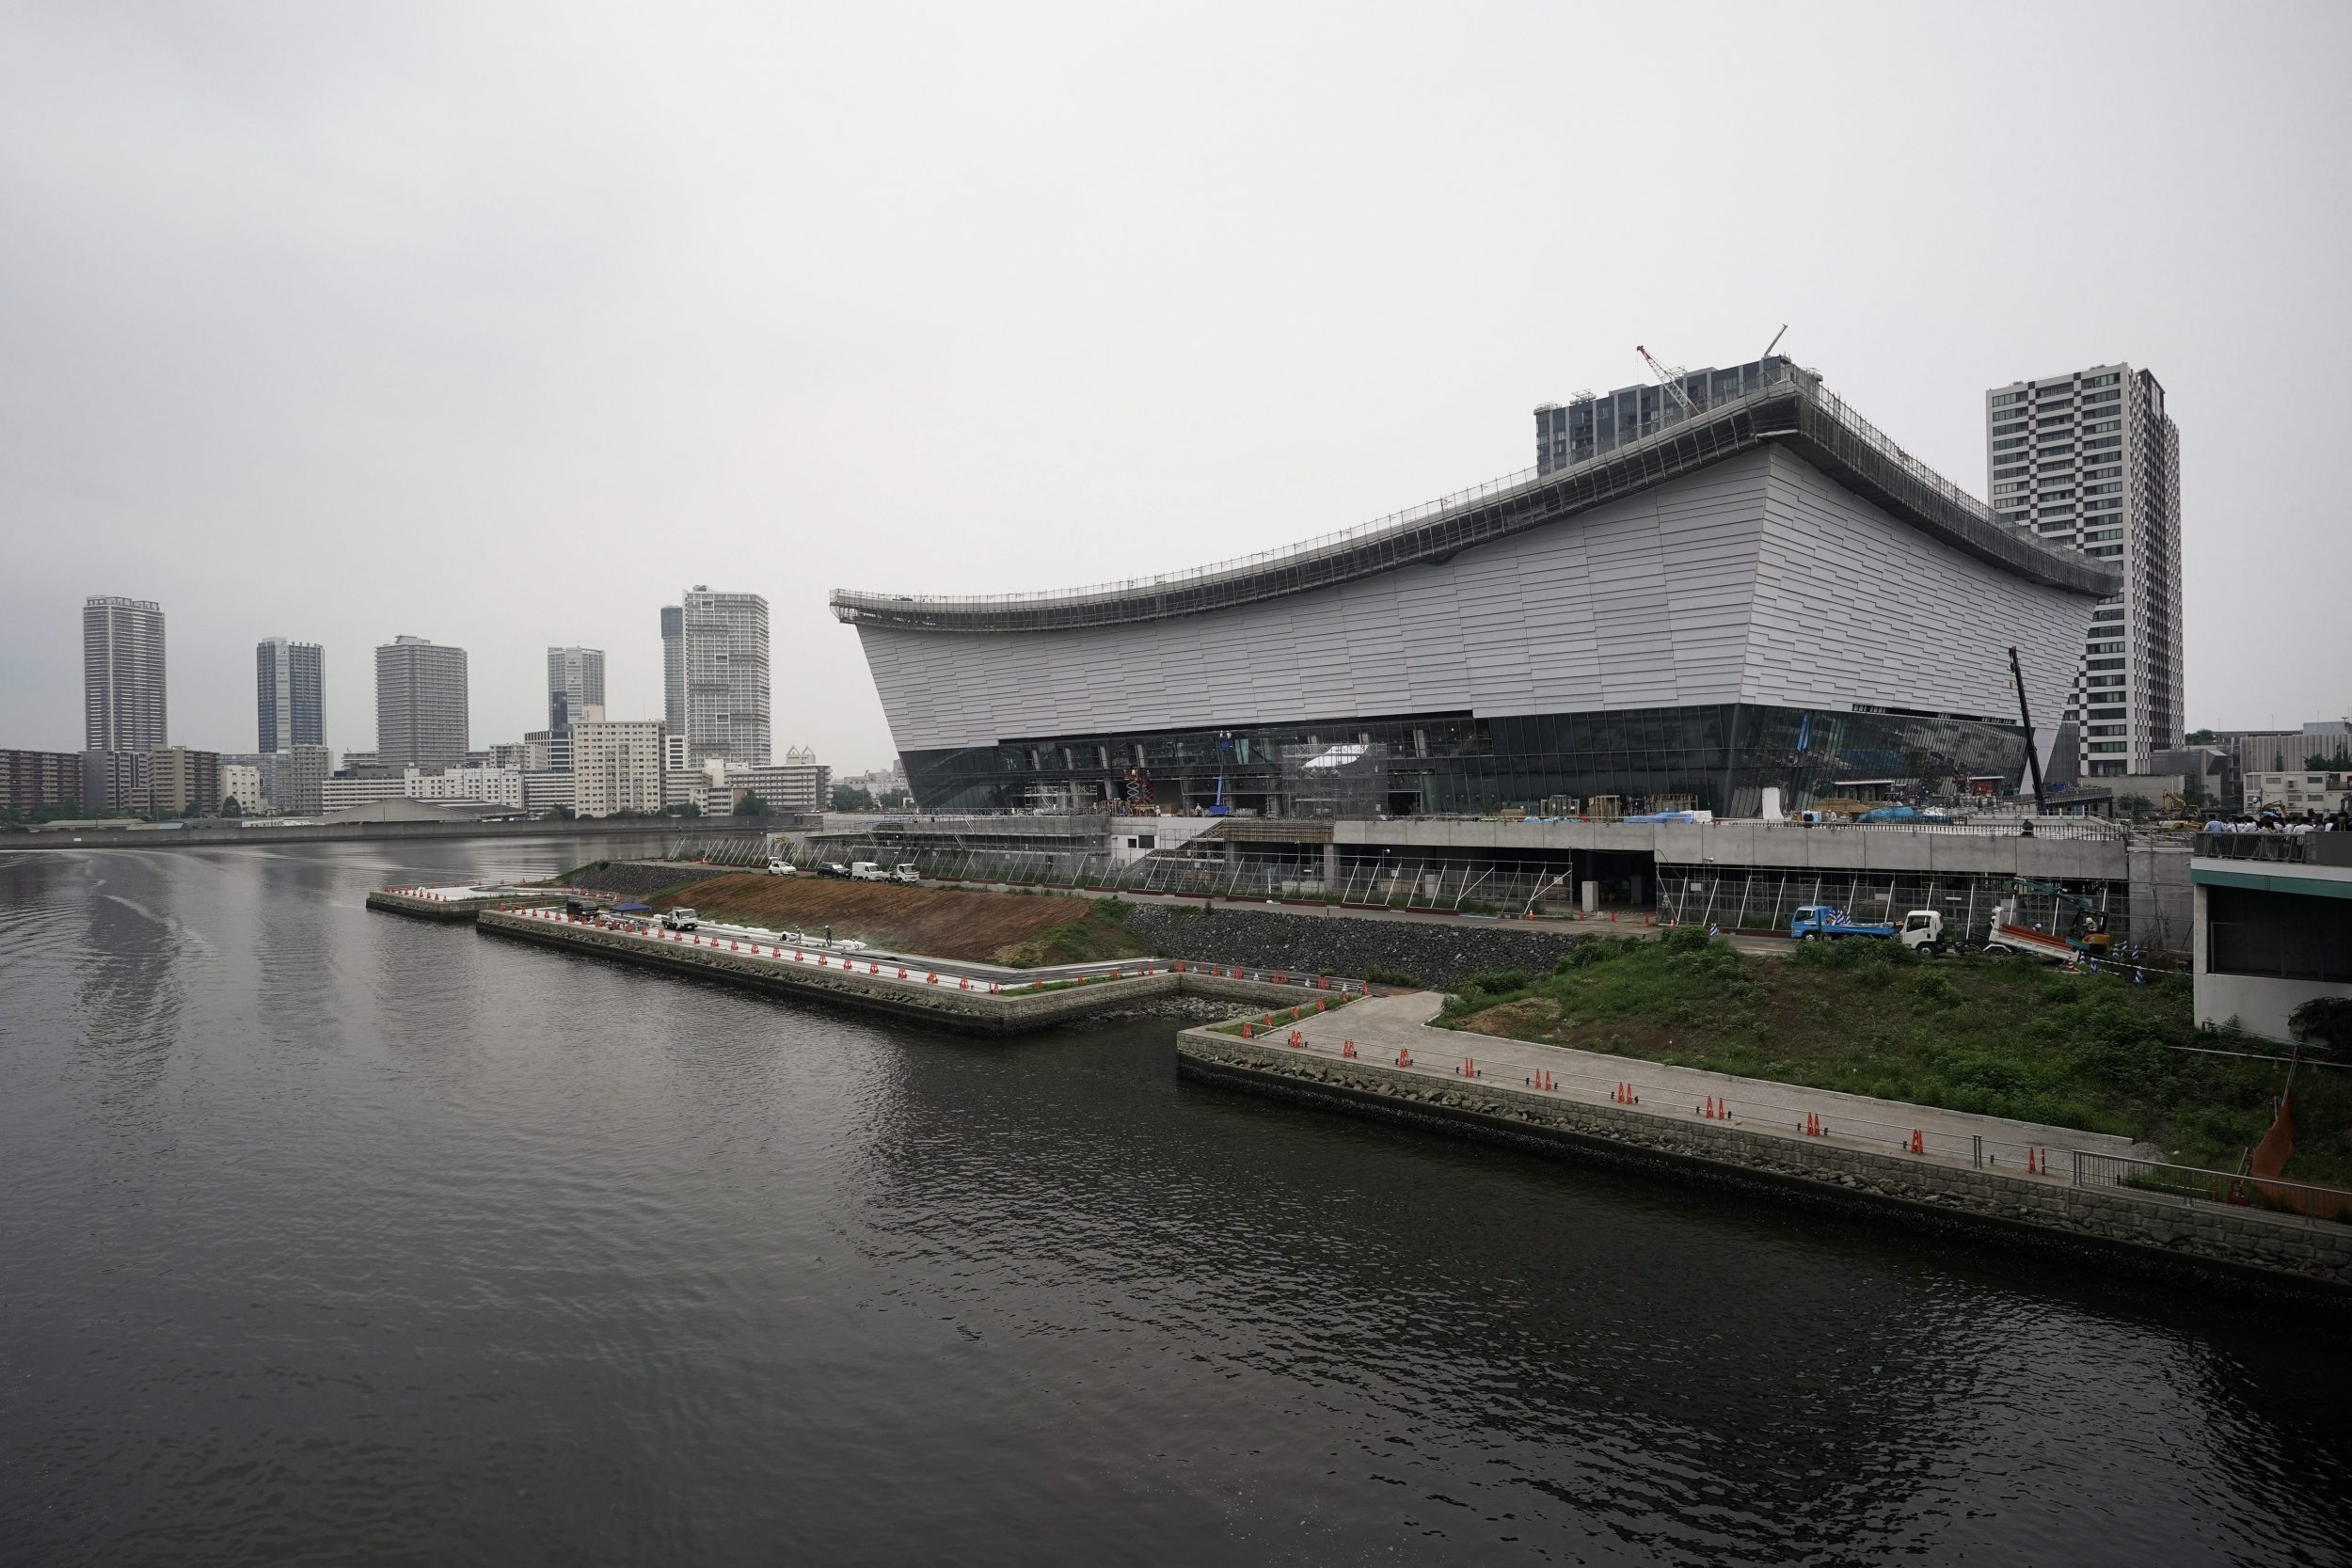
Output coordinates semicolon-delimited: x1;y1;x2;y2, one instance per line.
995;896;1154;969
1438;927;2351;1184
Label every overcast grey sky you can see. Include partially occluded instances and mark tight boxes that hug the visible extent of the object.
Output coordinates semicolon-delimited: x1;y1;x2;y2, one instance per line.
4;2;2347;768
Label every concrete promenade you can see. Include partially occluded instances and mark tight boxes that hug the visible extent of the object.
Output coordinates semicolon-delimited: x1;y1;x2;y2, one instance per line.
1178;1003;2352;1292
1240;991;2148;1168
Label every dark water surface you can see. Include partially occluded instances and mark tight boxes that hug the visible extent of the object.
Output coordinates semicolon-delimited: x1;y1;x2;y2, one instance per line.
4;840;2349;1566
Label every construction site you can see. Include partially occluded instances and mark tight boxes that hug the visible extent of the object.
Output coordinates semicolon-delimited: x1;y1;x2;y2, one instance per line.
676;807;2200;956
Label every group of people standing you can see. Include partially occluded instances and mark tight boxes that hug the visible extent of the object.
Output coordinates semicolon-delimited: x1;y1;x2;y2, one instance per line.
2202;811;2350;834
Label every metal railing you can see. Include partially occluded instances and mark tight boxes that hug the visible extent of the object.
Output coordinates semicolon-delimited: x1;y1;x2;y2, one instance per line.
2075;1150;2352;1227
2195;831;2347;863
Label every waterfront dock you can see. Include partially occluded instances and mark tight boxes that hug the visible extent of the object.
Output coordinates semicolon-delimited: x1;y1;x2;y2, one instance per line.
1177;996;2352;1294
365;884;545;922
473;905;1334;1036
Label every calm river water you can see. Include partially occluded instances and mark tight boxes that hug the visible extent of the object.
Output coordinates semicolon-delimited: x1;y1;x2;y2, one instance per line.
3;839;2349;1566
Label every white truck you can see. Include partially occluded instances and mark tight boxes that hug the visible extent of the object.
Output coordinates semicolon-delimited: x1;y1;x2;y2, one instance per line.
890;863;921;884
1897;910;1953;956
660;907;699;932
850;862;887;881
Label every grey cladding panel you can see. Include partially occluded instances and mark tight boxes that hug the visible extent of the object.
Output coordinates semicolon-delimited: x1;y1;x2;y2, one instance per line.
859;445;2093;752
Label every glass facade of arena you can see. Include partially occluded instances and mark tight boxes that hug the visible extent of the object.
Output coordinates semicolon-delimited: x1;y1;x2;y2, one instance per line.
902;702;2035;817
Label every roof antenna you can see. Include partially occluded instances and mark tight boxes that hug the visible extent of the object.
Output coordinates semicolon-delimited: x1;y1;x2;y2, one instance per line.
1762;324;1788;359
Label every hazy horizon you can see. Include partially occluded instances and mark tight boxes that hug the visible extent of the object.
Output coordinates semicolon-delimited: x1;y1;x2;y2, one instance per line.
6;3;2348;768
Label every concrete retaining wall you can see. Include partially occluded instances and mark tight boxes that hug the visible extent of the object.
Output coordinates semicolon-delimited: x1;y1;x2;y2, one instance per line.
366;890;537;922
1176;1034;2352;1296
1130;904;1582;990
474;910;1310;1036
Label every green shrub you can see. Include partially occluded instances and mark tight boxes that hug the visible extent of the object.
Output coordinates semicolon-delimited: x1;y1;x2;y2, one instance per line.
1914;972;1964;1009
1365;966;1422;988
1457;969;1528;994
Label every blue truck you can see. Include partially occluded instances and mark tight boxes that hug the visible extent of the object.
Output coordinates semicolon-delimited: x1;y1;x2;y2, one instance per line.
1789;905;1953;953
1789;904;1897;941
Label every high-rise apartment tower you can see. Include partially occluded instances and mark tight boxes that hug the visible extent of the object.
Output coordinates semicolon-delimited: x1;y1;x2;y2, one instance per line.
374;634;469;769
660;606;687;739
256;638;325;752
664;588;770;766
1983;364;2182;777
85;595;167;753
546;646;606;735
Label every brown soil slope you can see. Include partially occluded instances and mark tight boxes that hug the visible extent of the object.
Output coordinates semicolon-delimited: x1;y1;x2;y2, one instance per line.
649;874;1152;965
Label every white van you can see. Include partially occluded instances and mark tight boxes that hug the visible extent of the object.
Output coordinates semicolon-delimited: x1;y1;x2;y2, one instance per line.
850;862;886;881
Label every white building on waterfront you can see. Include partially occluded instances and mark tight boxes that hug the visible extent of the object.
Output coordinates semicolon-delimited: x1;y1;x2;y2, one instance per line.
221;763;263;815
574;719;667;817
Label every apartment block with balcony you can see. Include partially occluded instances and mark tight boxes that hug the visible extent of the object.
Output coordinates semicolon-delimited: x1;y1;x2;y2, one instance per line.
1985;364;2183;778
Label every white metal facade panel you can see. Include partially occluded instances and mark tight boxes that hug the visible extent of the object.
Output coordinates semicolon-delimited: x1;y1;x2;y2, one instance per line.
856;445;2093;753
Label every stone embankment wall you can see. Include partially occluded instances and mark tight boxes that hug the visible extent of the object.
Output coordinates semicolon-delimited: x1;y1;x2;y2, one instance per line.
558;861;734;899
1129;904;1584;990
1177;1034;2352;1296
366;890;535;922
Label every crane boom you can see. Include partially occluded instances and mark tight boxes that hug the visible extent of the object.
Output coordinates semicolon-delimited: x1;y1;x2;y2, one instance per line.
1634;344;1698;417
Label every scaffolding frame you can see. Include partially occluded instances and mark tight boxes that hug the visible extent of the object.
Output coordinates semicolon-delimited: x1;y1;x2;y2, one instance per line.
831;368;2114;635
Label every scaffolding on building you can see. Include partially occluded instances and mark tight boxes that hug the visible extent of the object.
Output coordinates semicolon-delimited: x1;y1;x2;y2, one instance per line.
831;366;2114;636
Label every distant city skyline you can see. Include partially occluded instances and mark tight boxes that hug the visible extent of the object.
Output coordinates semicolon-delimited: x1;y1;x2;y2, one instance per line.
4;8;2344;765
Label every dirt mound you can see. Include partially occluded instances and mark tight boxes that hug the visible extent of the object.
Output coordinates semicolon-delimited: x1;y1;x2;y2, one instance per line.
652;875;1149;965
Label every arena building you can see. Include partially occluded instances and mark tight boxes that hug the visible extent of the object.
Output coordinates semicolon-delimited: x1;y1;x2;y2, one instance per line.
834;367;2118;818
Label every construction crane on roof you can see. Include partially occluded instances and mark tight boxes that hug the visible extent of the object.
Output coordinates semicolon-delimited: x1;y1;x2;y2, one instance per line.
1635;344;1698;418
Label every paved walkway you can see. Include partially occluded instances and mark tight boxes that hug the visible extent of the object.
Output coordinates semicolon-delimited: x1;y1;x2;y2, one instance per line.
1231;991;2153;1172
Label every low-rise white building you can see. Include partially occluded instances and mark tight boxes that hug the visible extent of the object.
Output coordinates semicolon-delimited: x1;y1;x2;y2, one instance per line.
2192;855;2352;1043
220;763;263;815
522;770;574;815
323;774;407;811
2245;771;2350;816
405;765;525;810
575;720;666;817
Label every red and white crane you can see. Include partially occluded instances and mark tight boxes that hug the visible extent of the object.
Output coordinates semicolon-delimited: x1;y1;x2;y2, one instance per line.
1634;344;1698;418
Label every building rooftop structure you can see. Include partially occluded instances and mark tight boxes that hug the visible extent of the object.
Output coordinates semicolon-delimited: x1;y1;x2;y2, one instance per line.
834;365;2119;821
832;366;2115;635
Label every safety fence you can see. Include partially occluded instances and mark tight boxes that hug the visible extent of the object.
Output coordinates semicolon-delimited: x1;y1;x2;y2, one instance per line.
829;842;1650;917
1653;865;2147;950
2074;1151;2352;1227
666;832;772;866
1234;1026;2100;1171
503;906;1375;999
1224;1026;2352;1227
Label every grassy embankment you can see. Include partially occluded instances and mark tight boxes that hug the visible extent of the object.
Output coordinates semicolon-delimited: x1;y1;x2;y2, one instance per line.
572;869;1155;968
1434;927;2351;1184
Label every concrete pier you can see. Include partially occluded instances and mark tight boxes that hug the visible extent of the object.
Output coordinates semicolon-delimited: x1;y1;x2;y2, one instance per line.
474;906;1326;1036
365;886;542;922
1176;998;2352;1295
